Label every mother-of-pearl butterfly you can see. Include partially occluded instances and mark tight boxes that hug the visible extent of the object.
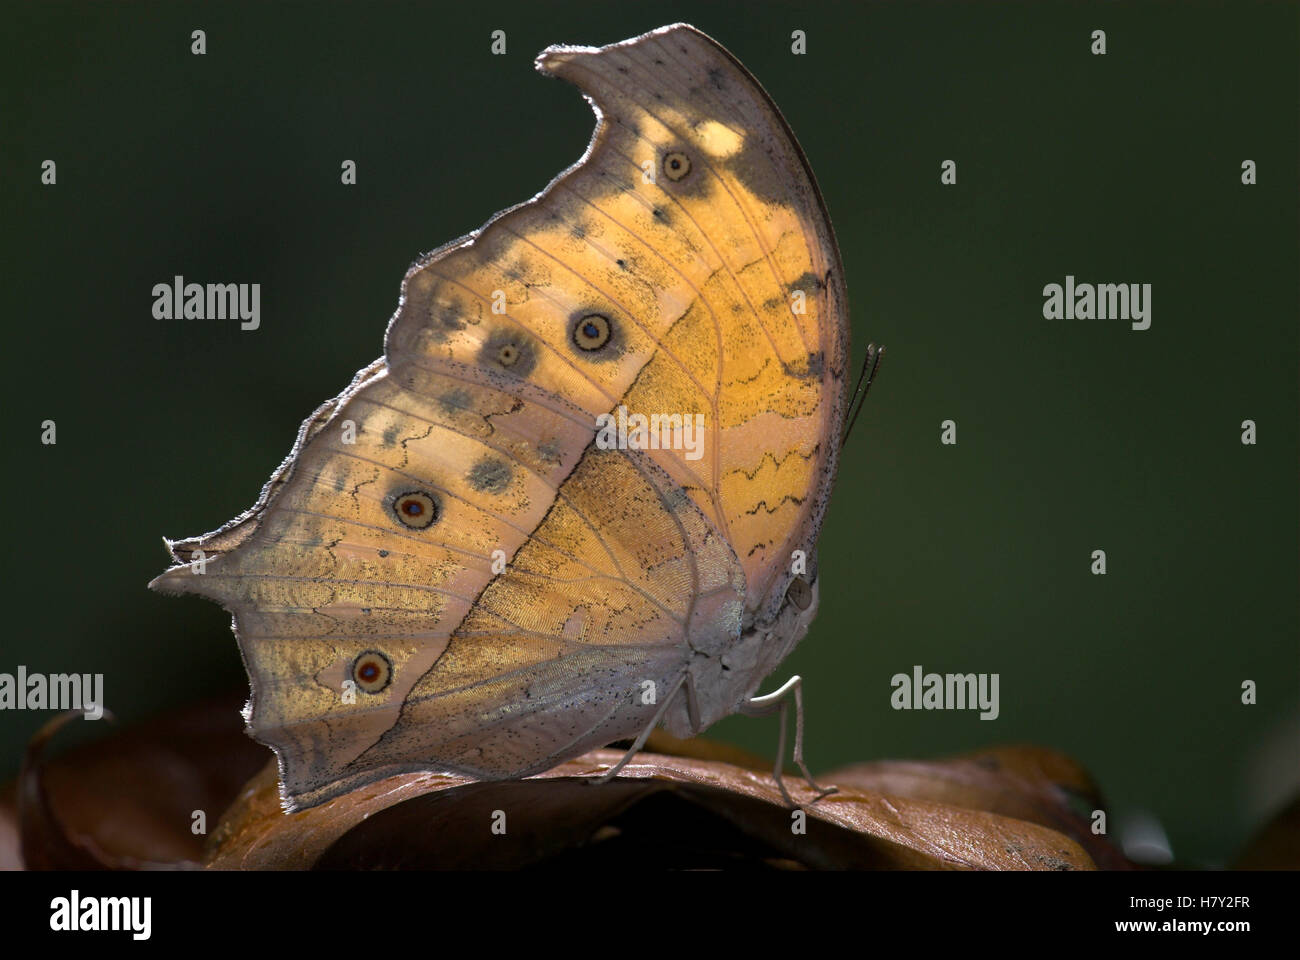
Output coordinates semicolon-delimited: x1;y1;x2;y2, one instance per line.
152;23;854;811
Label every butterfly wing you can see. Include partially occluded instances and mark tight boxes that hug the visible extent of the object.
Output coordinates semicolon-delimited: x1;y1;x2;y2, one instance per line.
152;23;848;810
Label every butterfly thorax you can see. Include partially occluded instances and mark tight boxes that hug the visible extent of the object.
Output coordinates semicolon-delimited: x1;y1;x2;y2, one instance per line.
661;567;821;738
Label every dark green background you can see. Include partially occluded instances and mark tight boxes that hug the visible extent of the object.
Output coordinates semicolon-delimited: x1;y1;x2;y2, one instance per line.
3;1;1296;867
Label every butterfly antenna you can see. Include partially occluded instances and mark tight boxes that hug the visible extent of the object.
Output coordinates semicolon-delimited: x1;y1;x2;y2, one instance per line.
840;343;885;449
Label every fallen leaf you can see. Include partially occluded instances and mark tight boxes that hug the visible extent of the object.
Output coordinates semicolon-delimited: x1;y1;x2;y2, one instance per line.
12;695;1128;871
824;745;1133;869
14;693;267;869
207;749;1098;871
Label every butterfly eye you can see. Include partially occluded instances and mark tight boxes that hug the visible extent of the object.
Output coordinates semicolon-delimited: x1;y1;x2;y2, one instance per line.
663;151;691;182
497;344;520;366
352;651;393;694
391;490;439;530
787;576;813;611
572;313;612;351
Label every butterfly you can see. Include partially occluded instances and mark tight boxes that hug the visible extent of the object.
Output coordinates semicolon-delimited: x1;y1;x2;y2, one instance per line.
151;22;862;811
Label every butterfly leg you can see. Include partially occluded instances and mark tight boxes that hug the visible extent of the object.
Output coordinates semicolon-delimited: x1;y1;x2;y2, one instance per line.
594;670;688;784
740;675;837;807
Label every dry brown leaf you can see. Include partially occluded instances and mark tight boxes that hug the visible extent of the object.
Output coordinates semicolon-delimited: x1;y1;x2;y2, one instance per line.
824;745;1132;869
206;748;1097;870
13;693;267;869
13;693;1131;870
0;781;20;871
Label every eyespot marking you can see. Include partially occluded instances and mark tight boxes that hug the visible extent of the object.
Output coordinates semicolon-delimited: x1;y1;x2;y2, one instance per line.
352;650;393;694
391;489;439;530
572;313;612;352
480;329;538;376
663;151;691;182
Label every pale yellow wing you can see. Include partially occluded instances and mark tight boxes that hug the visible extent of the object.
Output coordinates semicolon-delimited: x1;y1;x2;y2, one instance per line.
152;23;848;810
393;23;849;618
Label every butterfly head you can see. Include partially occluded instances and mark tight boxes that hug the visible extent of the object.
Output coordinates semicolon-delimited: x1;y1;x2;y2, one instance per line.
770;567;820;666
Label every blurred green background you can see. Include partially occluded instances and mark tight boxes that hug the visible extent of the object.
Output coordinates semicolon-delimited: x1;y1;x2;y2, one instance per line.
2;1;1296;867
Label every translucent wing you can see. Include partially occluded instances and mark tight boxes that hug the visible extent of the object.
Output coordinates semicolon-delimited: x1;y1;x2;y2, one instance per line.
152;23;848;810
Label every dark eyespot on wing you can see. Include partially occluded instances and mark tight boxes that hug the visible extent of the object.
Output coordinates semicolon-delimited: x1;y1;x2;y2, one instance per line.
352;650;393;694
480;327;538;377
568;310;621;360
662;151;692;182
390;489;440;530
571;312;612;352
